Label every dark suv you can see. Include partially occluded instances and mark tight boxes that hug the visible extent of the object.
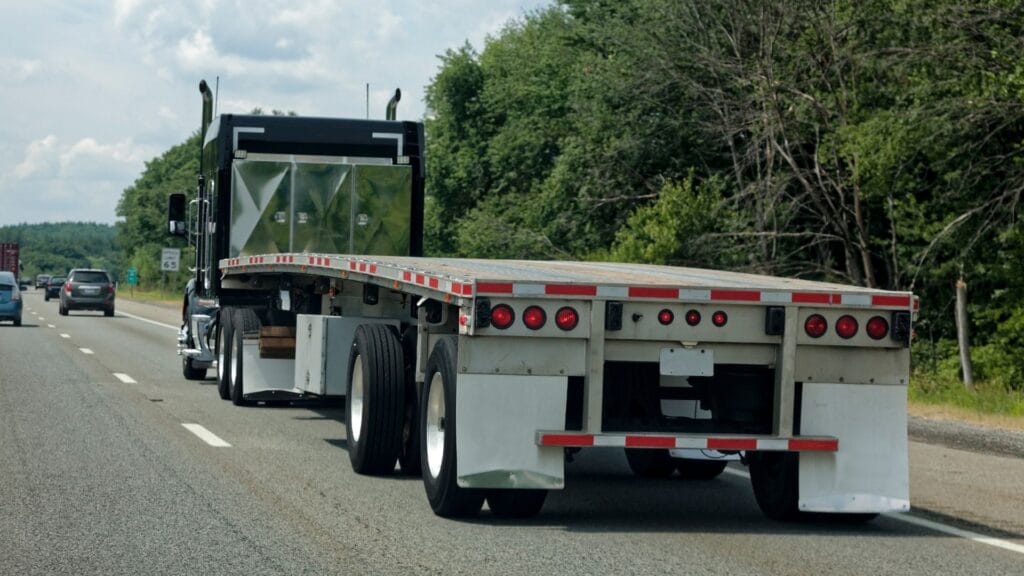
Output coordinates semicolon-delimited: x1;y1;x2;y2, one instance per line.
60;269;115;316
44;276;66;301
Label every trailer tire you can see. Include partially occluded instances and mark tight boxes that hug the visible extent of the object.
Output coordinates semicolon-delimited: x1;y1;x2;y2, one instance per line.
420;335;485;517
216;309;233;400
346;324;405;475
748;451;801;520
486;489;547;519
675;459;728;480
624;448;676;478
229;308;260;406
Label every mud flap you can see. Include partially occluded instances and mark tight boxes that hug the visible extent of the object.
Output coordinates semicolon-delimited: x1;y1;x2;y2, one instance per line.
798;383;910;513
456;374;567;490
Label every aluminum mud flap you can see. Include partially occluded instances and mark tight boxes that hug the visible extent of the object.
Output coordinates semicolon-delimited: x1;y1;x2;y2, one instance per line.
456;374;568;490
798;383;910;513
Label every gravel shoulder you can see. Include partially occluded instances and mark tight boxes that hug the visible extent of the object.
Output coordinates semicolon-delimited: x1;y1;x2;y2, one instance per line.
909;415;1024;460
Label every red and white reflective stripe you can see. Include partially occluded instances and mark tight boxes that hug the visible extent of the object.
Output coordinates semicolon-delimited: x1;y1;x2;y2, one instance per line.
218;254;912;310
536;432;838;452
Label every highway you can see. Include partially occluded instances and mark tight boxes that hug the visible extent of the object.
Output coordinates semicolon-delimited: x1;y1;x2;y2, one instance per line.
2;289;1022;575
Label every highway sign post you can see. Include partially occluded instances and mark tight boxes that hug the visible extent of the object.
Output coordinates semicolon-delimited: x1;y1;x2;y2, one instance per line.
127;267;138;297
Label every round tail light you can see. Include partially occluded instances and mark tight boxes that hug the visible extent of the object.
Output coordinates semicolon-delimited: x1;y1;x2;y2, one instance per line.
685;310;701;326
805;314;827;338
491;304;514;330
866;316;889;340
658;309;674;325
836;315;858;339
555;307;578;331
523;306;546;330
711;311;728;327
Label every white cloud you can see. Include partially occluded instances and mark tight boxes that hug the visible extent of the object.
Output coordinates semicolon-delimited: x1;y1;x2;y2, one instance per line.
0;57;42;81
13;136;59;179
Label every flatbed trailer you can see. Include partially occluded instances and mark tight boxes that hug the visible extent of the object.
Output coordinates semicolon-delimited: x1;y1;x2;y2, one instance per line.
170;80;916;520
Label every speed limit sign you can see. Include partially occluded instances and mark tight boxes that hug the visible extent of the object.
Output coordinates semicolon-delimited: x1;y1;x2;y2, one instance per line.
161;248;181;272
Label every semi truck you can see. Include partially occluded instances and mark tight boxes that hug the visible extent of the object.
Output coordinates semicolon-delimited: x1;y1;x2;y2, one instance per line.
0;243;23;288
170;79;916;521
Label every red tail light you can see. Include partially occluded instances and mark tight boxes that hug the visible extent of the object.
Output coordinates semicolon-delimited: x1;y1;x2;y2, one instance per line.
711;311;728;327
657;309;674;325
108;282;115;294
866;316;889;340
491;304;515;329
64;282;71;294
805;314;827;338
555;307;579;331
522;306;546;330
685;310;701;326
836;315;858;339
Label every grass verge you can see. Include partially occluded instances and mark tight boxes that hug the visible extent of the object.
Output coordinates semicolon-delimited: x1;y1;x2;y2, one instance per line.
909;370;1024;431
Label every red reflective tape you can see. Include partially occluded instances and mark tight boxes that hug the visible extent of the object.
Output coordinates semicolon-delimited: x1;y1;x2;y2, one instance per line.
873;295;911;308
349;261;357;270
414;274;424;285
545;284;597;296
324;258;331;266
913;297;920;310
625;436;676;448
288;256;294;263
309;257;315;265
711;289;760;302
462;284;474;296
628;287;678;299
832;294;842;305
708;438;757;451
541;434;594;447
428;278;439;289
792;293;831;304
359;263;367;272
477;282;513;294
452;282;462;294
788;438;839;452
370;265;377;274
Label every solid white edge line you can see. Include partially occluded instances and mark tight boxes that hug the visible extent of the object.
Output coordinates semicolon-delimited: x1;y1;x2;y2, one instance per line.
116;309;179;332
113;373;137;384
79;348;94;355
181;423;231;448
722;465;1023;555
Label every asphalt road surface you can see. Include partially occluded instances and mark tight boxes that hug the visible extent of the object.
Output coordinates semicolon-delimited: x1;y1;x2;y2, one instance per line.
2;290;1022;575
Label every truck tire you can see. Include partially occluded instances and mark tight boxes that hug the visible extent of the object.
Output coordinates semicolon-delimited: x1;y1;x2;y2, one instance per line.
624;448;676;478
182;357;207;380
397;327;421;475
486;489;547;519
420;335;485;517
216;309;234;400
675;459;728;480
346;324;405;475
229;308;260;406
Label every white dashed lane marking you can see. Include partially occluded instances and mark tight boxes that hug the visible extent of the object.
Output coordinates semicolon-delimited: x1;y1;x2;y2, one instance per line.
47;324;54;328
113;373;137;384
181;424;231;448
79;348;93;355
60;334;70;339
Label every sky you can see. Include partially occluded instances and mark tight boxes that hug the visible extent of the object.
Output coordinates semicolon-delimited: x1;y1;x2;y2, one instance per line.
0;0;551;226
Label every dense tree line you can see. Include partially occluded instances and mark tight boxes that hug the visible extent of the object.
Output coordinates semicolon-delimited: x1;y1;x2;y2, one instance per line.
424;0;1024;389
0;222;118;280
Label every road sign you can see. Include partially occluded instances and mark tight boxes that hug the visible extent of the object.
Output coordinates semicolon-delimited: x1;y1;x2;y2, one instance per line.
161;248;181;272
127;267;138;285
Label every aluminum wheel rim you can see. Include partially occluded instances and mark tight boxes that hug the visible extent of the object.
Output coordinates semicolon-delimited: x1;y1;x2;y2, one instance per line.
217;328;225;381
230;339;239;389
350;354;364;443
425;372;445;479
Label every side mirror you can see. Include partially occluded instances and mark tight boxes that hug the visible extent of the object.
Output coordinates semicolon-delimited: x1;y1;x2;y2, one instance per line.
167;193;187;236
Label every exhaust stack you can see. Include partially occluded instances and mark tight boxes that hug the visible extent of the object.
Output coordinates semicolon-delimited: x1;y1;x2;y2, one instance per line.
386;88;401;120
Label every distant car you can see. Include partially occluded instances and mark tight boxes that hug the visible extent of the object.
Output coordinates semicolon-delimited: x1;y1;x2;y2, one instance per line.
44;276;66;301
59;268;115;317
35;274;50;289
0;271;23;326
